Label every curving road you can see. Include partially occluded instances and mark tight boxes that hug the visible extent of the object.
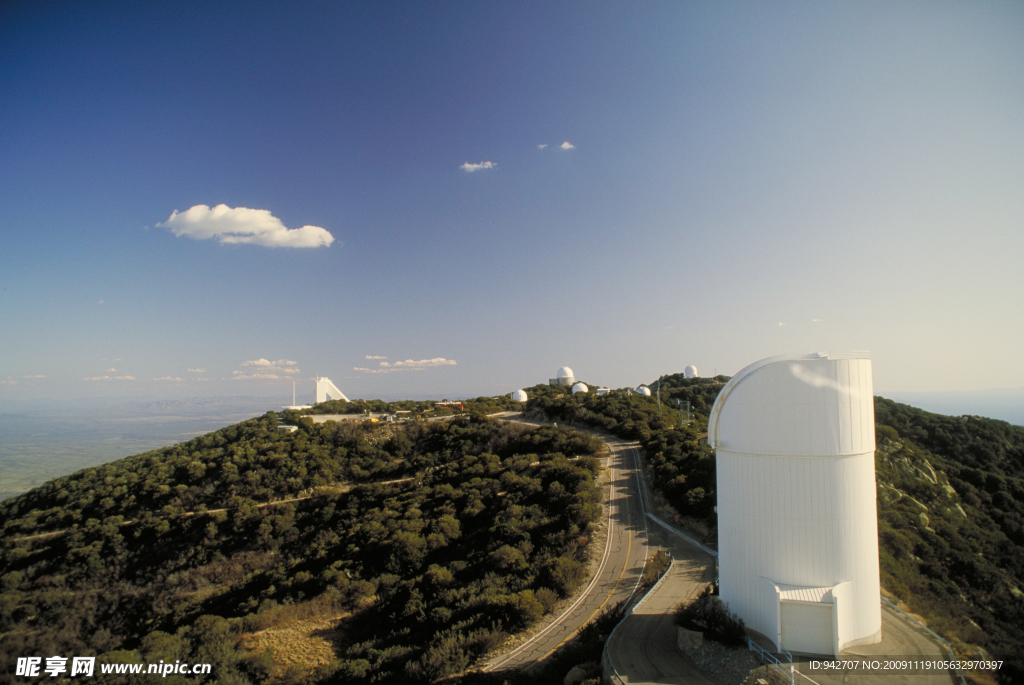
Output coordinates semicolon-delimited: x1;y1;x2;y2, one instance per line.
484;435;654;672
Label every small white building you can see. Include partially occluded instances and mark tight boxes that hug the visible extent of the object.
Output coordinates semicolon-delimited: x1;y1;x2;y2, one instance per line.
571;382;589;394
684;365;699;379
512;389;528;402
596;387;610;396
635;385;651;396
709;351;881;656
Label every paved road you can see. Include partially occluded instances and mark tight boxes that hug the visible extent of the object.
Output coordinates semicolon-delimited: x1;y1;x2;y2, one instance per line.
484;436;653;671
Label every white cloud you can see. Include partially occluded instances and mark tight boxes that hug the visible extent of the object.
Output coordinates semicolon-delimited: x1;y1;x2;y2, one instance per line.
83;375;135;381
353;357;457;375
382;358;457;369
1;379;16;386
777;322;786;327
811;318;823;323
233;358;300;380
353;366;401;375
364;355;387;360
158;204;334;249
460;161;496;173
560;141;575;150
538;144;548;149
196;377;209;382
154;376;184;382
105;367;118;373
188;368;206;373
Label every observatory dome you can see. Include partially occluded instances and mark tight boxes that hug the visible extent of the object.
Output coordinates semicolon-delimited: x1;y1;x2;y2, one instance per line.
709;351;880;657
684;365;698;379
555;366;576;387
571;382;589;394
512;389;528;402
635;385;651;396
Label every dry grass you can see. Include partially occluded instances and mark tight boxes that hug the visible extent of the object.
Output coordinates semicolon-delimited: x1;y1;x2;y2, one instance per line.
239;612;349;680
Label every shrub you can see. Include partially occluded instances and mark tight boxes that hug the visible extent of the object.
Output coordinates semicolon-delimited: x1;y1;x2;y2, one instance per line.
674;587;746;646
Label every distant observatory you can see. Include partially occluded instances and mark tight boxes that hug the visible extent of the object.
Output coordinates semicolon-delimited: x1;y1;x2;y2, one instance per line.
315;377;349;403
684;365;699;379
512;389;528;402
551;366;576;387
635;385;651;396
709;352;881;656
285;377;349;409
571;382;588;394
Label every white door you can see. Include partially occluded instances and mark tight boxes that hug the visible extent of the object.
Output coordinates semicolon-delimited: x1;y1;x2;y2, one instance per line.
780;601;834;655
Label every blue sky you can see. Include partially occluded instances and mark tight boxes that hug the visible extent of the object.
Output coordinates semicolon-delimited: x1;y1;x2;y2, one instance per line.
2;0;1022;403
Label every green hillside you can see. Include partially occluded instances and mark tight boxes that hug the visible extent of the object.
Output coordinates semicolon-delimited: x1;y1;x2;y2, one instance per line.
0;412;604;684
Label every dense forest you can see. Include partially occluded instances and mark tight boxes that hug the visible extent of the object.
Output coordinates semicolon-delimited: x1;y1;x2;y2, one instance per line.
0;413;605;684
525;380;1024;683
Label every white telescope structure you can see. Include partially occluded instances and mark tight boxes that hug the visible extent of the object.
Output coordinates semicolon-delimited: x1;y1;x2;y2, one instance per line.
709;351;881;656
315;377;349;403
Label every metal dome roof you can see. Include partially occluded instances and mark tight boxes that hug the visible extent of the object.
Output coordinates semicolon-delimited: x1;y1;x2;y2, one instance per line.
512;389;528;402
557;366;574;379
636;385;651;396
571;382;589;394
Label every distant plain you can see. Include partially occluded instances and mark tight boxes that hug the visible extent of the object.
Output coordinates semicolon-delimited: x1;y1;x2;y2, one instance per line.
0;396;282;501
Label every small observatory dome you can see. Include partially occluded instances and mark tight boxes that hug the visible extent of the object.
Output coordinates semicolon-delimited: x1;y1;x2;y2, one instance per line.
556;366;576;387
571;382;589;394
685;365;699;379
636;385;651;396
512;389;528;402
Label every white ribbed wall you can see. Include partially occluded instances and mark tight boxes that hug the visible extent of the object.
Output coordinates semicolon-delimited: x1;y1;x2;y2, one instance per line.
711;353;881;653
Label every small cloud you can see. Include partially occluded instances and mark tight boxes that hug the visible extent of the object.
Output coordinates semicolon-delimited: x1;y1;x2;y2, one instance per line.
560;141;575;150
353;366;400;375
196;377;209;382
22;374;45;379
538;144;548;149
0;379;16;386
460;161;497;173
391;358;457;369
158;204;334;249
83;375;135;382
233;358;300;380
105;367;118;373
115;376;135;381
777;322;786;327
364;355;387;360
154;376;184;382
811;318;823;323
97;299;105;305
188;368;206;373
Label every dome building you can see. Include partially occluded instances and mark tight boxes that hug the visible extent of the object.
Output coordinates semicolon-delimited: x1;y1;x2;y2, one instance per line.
512;389;528;402
709;352;881;656
571;382;589;394
635;385;651;396
554;366;575;387
684;365;699;379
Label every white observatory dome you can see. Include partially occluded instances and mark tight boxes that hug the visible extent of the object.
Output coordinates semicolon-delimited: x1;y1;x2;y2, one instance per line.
635;385;651;396
710;351;880;657
684;365;699;379
571;382;589;394
555;366;576;387
512;389;528;402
